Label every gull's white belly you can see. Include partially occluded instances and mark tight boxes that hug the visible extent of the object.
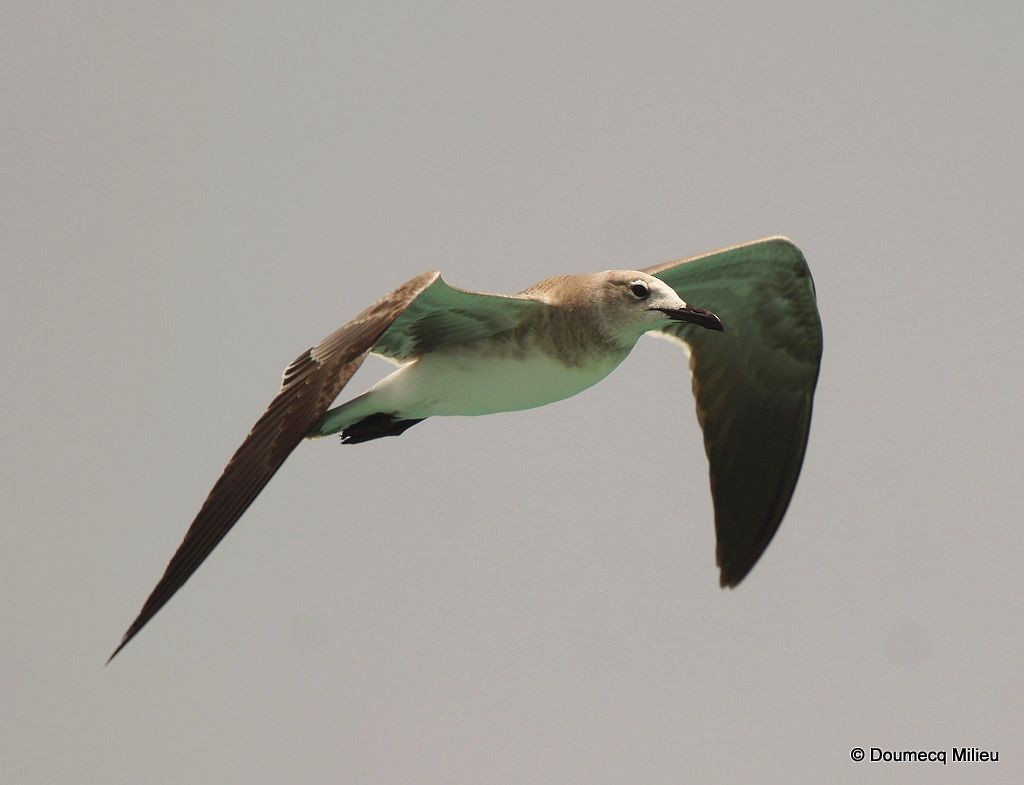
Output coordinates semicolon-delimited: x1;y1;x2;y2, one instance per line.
365;348;625;419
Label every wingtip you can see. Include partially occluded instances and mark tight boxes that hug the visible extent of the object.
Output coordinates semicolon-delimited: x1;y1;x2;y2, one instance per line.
105;638;128;663
106;626;138;665
105;641;125;666
716;548;747;589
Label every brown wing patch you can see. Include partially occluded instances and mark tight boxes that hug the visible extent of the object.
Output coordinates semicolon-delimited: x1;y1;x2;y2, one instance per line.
109;272;439;661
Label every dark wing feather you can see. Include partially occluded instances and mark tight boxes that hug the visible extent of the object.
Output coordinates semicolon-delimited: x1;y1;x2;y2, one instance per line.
109;271;440;661
645;238;823;587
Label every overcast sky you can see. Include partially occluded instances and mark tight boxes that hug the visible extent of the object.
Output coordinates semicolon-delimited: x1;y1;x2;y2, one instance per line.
3;2;1022;783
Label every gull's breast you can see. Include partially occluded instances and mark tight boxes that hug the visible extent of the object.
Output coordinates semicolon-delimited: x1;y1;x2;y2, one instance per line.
380;344;626;418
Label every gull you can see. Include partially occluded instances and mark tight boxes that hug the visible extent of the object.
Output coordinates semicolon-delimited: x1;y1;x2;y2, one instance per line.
109;236;823;661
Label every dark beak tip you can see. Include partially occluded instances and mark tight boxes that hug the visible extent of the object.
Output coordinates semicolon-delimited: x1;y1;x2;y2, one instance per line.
658;305;725;332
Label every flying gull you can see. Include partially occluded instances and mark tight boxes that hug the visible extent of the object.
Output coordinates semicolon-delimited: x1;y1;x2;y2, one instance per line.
109;236;823;661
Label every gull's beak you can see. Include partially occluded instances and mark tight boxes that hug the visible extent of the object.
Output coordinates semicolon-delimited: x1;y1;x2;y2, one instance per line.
653;304;725;332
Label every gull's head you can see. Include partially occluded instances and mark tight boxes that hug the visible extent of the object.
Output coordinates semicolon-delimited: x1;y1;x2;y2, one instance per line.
593;271;725;340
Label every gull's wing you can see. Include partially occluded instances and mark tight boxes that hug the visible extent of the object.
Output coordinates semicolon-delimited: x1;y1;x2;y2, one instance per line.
371;278;542;361
645;237;823;587
110;272;542;661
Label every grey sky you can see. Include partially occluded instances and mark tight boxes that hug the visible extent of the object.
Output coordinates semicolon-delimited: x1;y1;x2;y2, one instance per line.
3;2;1022;783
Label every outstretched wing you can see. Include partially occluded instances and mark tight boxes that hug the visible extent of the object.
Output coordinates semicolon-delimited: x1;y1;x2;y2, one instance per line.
110;271;441;661
111;271;549;661
645;237;823;587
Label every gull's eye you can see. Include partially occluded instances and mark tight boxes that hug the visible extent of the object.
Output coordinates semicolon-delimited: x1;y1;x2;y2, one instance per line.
629;281;650;299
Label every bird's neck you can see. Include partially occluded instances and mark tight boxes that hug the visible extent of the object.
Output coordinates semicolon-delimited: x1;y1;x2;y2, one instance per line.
534;306;636;368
